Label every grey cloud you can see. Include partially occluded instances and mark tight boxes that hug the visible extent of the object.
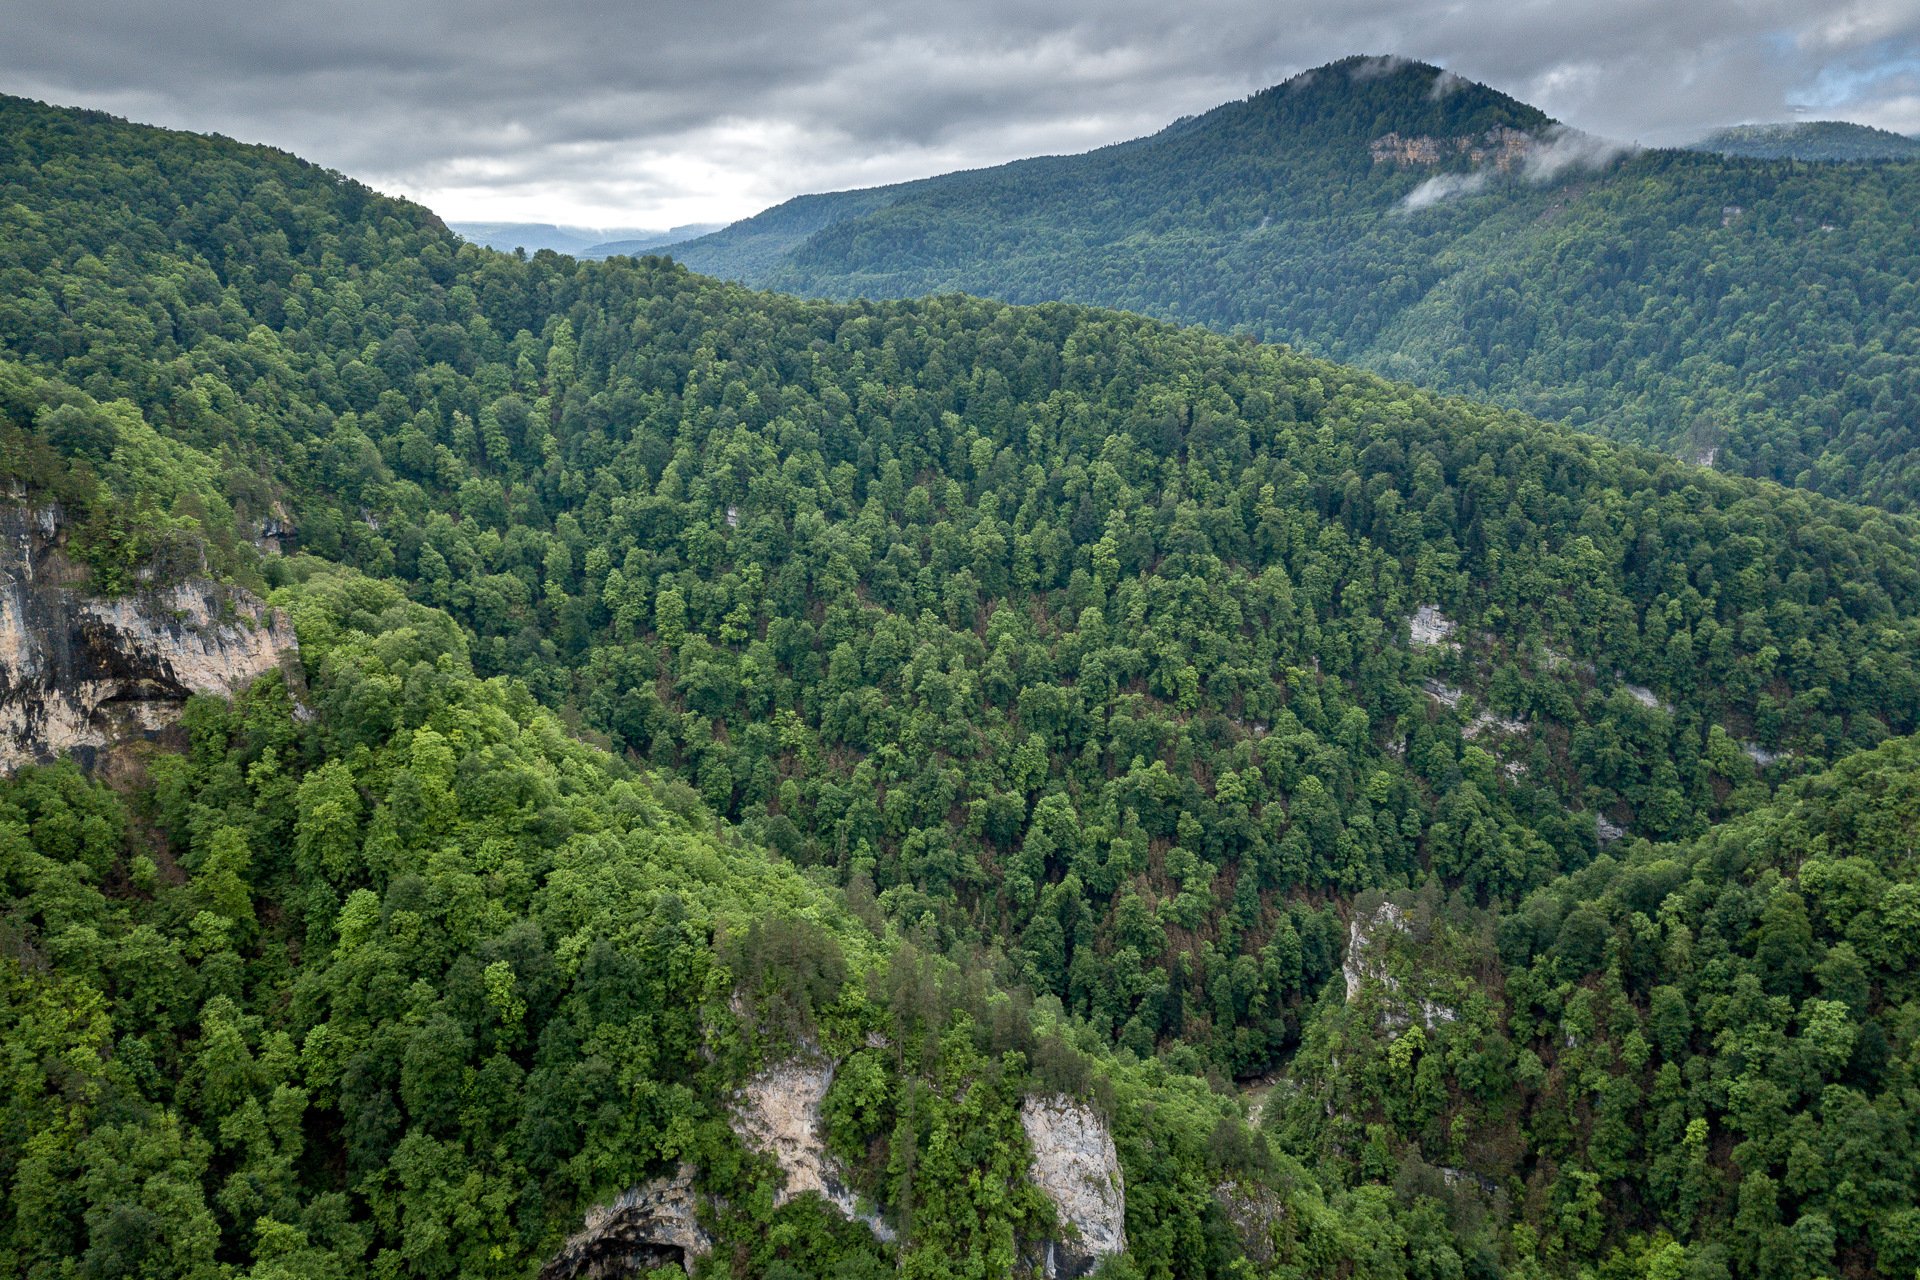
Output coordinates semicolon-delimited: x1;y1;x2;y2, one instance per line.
1522;127;1639;182
1400;125;1638;211
1401;171;1490;210
3;0;1916;224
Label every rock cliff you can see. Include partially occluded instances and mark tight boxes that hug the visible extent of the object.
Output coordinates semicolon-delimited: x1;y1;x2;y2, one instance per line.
539;1166;711;1279
731;1058;895;1241
1343;901;1457;1034
1020;1095;1126;1279
0;503;298;771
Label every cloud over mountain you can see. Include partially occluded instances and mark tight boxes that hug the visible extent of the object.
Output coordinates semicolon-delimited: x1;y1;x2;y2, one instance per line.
3;0;1914;223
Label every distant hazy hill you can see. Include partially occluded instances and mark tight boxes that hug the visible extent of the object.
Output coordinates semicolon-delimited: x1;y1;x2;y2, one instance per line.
451;220;719;256
1688;120;1920;161
662;55;1555;285
662;56;1920;511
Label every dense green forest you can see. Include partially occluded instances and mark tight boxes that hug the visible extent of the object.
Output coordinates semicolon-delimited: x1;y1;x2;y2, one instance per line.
1;90;1919;1279
663;57;1920;512
1686;121;1920;162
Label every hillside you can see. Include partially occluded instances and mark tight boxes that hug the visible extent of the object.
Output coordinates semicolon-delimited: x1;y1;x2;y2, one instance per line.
663;57;1920;512
1688;120;1920;161
2;89;1920;1279
1280;734;1920;1279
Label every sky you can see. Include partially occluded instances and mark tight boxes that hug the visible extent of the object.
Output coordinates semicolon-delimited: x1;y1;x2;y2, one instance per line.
4;0;1918;228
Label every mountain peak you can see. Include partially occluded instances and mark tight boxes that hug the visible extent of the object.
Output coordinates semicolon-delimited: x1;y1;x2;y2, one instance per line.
1180;55;1555;149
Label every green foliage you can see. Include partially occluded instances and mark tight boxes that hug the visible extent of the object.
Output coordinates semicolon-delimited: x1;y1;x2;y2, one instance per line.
4;84;1920;1280
1687;121;1920;162
669;59;1920;512
1280;737;1920;1277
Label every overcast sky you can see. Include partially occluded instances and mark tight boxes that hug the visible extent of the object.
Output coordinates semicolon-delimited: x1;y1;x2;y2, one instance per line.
5;0;1918;227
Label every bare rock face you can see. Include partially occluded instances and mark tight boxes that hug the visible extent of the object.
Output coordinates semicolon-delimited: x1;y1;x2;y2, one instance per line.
1408;604;1457;648
732;1059;894;1241
0;504;298;772
1020;1095;1125;1279
1343;902;1456;1033
1214;1180;1285;1267
540;1165;711;1279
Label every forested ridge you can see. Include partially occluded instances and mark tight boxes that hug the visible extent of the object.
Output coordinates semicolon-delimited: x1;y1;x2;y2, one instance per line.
1;90;1918;1280
664;56;1920;512
1687;121;1920;162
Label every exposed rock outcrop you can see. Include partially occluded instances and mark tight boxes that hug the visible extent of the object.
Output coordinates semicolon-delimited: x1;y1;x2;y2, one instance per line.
1370;127;1536;172
1408;604;1457;647
1020;1095;1126;1279
732;1059;894;1241
539;1165;710;1279
0;504;299;771
1214;1180;1284;1267
1343;902;1456;1033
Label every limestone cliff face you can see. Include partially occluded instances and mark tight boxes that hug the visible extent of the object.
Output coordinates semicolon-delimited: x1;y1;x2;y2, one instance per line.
731;1058;895;1241
538;1166;710;1279
0;503;298;771
1343;901;1458;1035
1020;1096;1126;1279
1370;127;1536;172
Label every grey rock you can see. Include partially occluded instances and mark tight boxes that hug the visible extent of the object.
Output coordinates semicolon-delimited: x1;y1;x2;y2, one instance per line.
0;504;298;772
540;1165;710;1279
1021;1095;1126;1278
732;1058;894;1242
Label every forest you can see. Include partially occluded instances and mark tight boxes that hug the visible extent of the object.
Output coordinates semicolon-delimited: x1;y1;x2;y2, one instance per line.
0;88;1917;1279
665;57;1920;513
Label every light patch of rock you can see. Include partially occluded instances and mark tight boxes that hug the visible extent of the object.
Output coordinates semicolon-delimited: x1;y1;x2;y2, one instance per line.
1021;1096;1125;1279
732;1059;894;1242
1621;681;1671;713
1595;813;1628;844
1464;708;1527;739
1422;679;1464;709
539;1165;710;1278
1408;604;1457;647
1343;903;1456;1033
1741;741;1781;767
0;505;299;772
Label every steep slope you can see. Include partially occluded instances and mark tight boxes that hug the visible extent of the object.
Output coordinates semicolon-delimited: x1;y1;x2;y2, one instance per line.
5;91;1920;1280
1688;120;1920;161
1278;734;1920;1278
665;58;1920;511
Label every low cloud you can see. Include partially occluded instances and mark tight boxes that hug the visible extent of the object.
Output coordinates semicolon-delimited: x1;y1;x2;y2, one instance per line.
1402;171;1490;209
1350;54;1414;81
1522;125;1639;181
1400;124;1636;210
1;0;1914;224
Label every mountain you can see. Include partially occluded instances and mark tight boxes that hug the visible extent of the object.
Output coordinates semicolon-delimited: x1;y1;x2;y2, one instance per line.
577;223;722;257
1688;120;1920;161
663;56;1920;512
451;220;721;256
3;88;1920;1279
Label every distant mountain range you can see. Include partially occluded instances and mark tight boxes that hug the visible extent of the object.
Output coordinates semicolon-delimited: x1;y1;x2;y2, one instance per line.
449;220;721;257
656;56;1920;511
1686;120;1920;161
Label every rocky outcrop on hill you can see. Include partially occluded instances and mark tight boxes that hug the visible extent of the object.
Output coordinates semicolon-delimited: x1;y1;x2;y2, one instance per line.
0;503;298;771
1370;127;1535;171
732;1059;894;1241
1343;902;1457;1034
1020;1096;1126;1279
539;1166;710;1279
